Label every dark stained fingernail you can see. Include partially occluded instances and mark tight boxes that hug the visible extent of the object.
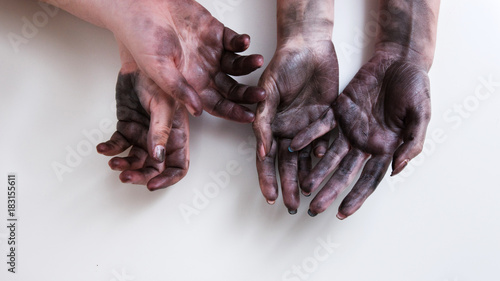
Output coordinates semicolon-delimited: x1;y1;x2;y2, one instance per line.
288;209;297;215
391;159;409;176
336;212;347;220
266;199;275;205
154;145;166;163
96;143;109;154
288;147;294;153
301;190;311;197
307;209;317;217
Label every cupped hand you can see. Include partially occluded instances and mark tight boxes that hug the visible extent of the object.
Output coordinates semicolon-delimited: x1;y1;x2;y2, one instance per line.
291;50;431;218
96;58;189;191
253;39;339;213
108;0;265;121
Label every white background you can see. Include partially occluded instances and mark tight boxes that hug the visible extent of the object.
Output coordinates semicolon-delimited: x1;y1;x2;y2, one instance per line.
1;0;499;280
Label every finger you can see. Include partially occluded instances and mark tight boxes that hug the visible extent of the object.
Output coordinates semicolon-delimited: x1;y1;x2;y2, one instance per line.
149;61;203;116
308;149;368;217
146;94;176;163
215;73;266;104
338;155;391;219
278;139;300;214
301;134;350;195
391;100;431;176
108;147;148;171
256;139;278;204
289;108;336;152
96;131;131;156
116;120;149;149
119;157;163;185
200;88;255;123
148;108;190;191
312;131;331;158
223;27;250;52
297;145;313;196
253;74;279;160
221;52;264;76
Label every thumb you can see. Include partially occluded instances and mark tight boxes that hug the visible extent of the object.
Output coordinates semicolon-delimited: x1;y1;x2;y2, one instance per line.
253;74;279;161
391;105;431;176
146;91;177;163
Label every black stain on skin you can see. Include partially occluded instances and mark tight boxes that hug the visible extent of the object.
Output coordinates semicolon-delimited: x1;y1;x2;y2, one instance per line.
115;72;150;124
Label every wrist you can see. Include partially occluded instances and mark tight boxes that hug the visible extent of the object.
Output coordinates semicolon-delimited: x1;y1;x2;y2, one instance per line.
374;41;435;72
277;20;333;45
276;0;334;44
40;0;113;29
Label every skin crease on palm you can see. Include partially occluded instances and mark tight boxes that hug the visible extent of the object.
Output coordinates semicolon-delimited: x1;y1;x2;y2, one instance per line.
290;0;441;219
253;0;339;214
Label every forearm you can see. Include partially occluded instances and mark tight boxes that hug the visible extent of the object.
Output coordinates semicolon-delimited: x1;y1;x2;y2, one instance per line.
39;0;112;28
375;0;440;70
277;0;335;44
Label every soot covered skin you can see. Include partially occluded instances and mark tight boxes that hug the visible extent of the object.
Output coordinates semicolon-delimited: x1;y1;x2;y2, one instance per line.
96;71;190;191
253;0;338;213
108;0;266;122
290;0;440;218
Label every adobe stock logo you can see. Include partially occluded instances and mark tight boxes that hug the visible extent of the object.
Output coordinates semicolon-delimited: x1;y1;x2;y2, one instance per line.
282;235;340;281
7;2;59;53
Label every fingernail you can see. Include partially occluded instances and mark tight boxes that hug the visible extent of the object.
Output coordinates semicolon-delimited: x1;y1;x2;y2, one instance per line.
120;174;132;184
96;143;105;153
391;159;409;176
154;145;166;162
288;209;297;215
301;190;311;197
244;110;255;122
307;209;317;217
266;199;275;205
258;142;266;161
336;212;347;220
315;147;326;158
288;147;294;153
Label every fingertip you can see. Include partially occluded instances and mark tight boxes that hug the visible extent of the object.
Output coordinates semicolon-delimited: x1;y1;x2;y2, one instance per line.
301;190;311;197
234;34;250;51
153;145;166;163
255;55;264;67
242;109;255;123
96;143;109;154
336;212;347;220
307;209;317;217
187;103;203;117
119;171;133;184
314;146;327;158
255;87;266;101
289;139;305;153
391;159;409;176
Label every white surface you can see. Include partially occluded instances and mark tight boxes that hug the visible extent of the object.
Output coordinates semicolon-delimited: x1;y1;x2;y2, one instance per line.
1;0;499;280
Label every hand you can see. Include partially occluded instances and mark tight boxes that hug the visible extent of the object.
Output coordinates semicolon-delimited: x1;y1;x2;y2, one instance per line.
253;39;339;213
96;63;189;191
291;50;432;218
106;0;265;121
